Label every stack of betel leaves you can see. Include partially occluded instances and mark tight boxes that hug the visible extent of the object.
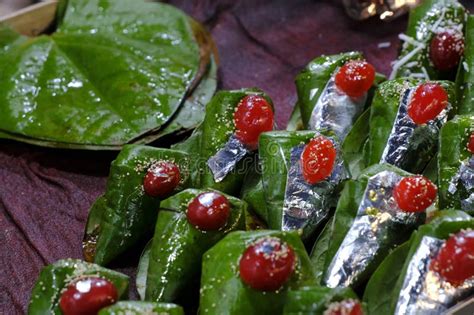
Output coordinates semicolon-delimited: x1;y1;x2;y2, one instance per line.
27;0;474;314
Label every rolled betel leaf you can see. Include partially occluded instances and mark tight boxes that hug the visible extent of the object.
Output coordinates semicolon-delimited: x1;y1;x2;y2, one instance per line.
283;286;361;315
144;188;246;303
311;164;433;290
259;131;347;240
365;78;456;174
98;301;183;315
0;0;216;149
28;259;128;315
390;0;466;81
83;145;191;265
295;52;377;141
457;15;474;115
173;89;274;196
364;210;474;315
438;115;474;214
199;230;316;315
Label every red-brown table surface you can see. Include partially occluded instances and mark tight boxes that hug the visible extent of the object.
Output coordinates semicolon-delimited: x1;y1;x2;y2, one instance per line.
2;1;473;314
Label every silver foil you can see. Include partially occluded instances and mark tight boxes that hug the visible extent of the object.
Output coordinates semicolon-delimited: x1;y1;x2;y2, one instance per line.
380;87;448;168
394;236;474;315
324;170;423;288
207;135;249;182
343;0;421;21
448;156;474;212
282;138;347;236
308;74;366;142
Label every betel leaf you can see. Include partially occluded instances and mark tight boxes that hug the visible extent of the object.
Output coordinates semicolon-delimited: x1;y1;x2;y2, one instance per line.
391;0;466;80
309;218;334;283
199;230;316;315
145;189;246;303
366;79;456;174
136;240;152;301
240;162;268;224
342;108;371;178
438;115;474;211
98;301;184;315
286;104;304;131
0;0;215;149
364;210;473;315
283;286;358;315
295;52;363;128
28;259;129;315
315;164;414;289
83;145;192;266
173;89;273;196
458;15;474;114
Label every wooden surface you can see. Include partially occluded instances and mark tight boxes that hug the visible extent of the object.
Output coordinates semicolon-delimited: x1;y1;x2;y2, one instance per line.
0;1;56;36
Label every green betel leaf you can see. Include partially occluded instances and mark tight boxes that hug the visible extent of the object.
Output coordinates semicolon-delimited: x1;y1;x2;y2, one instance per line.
366;79;456;174
145;189;246;303
83;145;192;265
458;15;474;114
0;0;214;149
438;115;474;212
286;104;304;131
240;163;268;224
283;286;358;315
364;210;473;315
173;89;273;196
98;301;184;315
28;259;129;315
199;230;316;315
295;52;363;127
390;0;466;80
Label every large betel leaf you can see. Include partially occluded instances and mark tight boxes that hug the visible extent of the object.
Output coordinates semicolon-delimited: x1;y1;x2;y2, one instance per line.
28;259;129;315
199;230;316;315
0;0;215;149
283;286;359;315
390;0;466;80
173;89;274;196
438;115;474;212
145;189;246;303
458;15;474;114
363;210;473;315
98;301;184;315
83;145;192;266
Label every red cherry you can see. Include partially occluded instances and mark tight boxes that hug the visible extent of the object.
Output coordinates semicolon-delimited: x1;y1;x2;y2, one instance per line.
430;230;474;286
429;30;464;71
234;95;274;149
186;192;230;231
300;136;337;185
239;237;296;291
408;83;448;125
59;277;118;315
335;60;375;98
324;299;364;315
143;161;181;198
467;133;474;154
393;175;437;213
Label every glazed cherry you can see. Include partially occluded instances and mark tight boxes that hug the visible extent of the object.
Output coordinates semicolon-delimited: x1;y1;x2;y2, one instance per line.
324;299;364;315
335;60;375;98
429;30;464;71
239;237;296;291
186;192;230;231
143;161;181;198
408;83;448;125
59;277;118;315
467;133;474;154
393;175;437;213
430;230;474;286
301;136;337;185
234;95;274;149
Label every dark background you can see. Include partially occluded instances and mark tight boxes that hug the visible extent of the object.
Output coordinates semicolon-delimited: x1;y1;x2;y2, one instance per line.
1;1;473;314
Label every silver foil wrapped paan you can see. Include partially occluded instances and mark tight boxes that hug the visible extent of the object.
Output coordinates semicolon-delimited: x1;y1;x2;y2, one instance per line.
207;135;249;182
324;170;423;288
308;72;366;142
380;87;448;168
282;137;347;237
343;0;422;21
448;156;474;212
394;236;474;315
